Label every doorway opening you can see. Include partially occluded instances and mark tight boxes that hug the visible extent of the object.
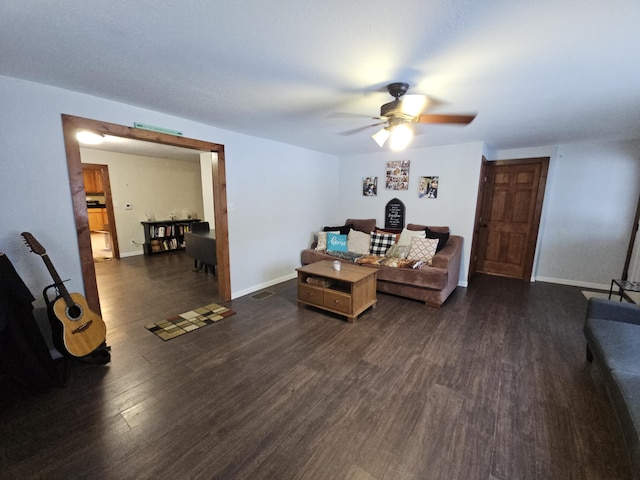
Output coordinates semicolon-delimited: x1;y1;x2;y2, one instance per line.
61;114;231;316
82;163;118;262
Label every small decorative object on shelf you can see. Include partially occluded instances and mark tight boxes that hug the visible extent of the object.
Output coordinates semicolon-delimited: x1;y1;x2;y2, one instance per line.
140;219;202;256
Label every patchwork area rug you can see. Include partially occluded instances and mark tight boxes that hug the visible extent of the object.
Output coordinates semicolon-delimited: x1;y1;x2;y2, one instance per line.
145;303;236;341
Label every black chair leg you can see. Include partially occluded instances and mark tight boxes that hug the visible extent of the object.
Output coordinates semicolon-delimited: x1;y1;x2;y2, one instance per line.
586;345;593;362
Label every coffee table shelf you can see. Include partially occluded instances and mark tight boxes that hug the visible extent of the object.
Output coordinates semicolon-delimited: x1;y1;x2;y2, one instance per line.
296;260;377;322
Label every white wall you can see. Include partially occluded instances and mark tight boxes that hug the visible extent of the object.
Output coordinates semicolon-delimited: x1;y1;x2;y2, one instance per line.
0;75;338;304
338;142;485;286
80;149;205;257
3;73;638;307
492;141;640;289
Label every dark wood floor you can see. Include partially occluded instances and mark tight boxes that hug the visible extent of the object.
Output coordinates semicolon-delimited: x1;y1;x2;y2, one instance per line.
1;252;633;479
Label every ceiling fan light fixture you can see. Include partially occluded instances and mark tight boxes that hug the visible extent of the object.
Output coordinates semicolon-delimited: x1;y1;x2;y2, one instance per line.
389;123;413;151
76;131;104;145
371;127;390;147
400;95;427;117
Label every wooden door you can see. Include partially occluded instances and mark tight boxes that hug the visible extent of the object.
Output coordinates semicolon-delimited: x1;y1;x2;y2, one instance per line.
474;158;549;280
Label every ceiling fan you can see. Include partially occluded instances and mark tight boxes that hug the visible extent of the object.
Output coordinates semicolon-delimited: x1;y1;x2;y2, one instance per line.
339;82;477;150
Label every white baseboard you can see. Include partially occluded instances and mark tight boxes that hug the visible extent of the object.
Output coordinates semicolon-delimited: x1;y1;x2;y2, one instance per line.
534;276;609;291
119;250;144;258
233;274;470;300
232;272;298;300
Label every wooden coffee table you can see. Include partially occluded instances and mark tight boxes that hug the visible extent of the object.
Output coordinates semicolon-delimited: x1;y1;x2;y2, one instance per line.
296;260;377;322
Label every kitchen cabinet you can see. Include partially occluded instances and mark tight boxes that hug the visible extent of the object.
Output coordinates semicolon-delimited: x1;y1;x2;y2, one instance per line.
83;169;103;194
88;208;108;231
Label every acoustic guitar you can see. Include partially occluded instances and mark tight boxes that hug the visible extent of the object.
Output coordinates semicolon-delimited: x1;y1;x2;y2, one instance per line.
21;232;107;358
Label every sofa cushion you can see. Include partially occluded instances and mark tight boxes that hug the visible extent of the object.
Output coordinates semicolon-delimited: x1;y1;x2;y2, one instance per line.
397;227;426;246
608;369;640;470
345;218;376;234
426;227;450;252
323;224;353;235
585;317;640;374
408;237;439;264
326;233;348;252
385;244;410;259
375;228;401;244
369;231;396;255
315;231;334;251
347;229;371;255
408;223;450;234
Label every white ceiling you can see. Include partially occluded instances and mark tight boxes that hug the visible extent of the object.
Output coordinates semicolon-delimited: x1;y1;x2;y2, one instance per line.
2;0;640;157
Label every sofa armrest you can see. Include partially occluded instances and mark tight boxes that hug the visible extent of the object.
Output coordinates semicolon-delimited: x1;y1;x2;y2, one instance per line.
587;297;640;326
431;235;462;269
431;235;462;299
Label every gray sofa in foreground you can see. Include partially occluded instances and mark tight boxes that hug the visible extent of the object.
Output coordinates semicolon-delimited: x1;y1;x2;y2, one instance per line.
584;297;640;478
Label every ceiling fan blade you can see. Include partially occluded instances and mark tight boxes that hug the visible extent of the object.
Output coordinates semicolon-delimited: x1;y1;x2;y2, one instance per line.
338;122;387;136
417;113;476;125
329;112;386;120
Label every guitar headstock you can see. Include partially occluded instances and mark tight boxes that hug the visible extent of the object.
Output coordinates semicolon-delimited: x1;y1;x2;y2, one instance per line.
21;232;46;256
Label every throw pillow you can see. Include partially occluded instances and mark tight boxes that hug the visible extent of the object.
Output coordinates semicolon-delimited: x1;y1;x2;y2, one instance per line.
425;227;450;252
315;231;328;251
323;223;353;235
408;237;439;265
375;228;401;244
348;229;371;255
385;244;410;259
326;232;348;252
397;228;426;246
369;231;396;256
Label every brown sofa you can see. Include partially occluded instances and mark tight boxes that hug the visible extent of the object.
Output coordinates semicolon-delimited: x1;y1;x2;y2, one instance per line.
300;218;463;308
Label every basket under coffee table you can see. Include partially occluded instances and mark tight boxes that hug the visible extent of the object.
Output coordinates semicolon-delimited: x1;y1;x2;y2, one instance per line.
296;260;377;322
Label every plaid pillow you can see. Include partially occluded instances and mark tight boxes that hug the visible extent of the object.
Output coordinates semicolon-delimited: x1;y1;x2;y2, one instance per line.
369;232;396;256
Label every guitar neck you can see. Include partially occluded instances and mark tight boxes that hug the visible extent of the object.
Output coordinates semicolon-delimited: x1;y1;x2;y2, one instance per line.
41;253;74;306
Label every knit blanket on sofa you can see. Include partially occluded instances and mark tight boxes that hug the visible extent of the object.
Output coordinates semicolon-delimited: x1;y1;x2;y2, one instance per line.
325;250;427;269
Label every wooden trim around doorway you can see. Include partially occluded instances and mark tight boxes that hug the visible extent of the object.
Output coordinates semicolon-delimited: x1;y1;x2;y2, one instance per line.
61;114;231;315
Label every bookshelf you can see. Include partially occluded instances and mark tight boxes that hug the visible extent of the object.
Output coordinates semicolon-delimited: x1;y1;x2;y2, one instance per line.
141;219;202;255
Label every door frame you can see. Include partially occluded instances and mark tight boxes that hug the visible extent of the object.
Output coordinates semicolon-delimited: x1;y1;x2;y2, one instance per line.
61;114;231;315
469;156;549;282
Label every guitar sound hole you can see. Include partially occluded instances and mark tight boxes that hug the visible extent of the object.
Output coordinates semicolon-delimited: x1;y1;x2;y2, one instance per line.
67;304;83;320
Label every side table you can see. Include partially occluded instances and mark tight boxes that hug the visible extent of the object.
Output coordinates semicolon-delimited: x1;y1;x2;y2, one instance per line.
608;279;640;301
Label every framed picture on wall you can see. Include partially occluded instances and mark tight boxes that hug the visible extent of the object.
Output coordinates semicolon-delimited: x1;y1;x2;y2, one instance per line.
362;177;378;196
418;176;439;198
385;160;410;190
